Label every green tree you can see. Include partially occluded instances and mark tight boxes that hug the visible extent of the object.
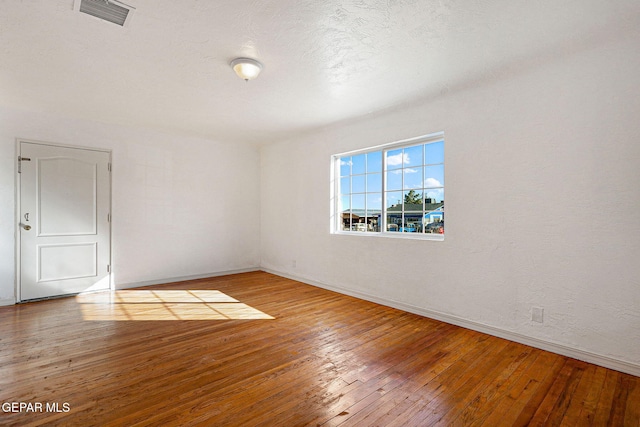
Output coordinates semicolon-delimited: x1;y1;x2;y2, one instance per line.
404;189;422;204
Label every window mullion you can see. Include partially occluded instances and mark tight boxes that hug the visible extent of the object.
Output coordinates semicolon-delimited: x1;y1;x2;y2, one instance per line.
422;152;426;233
335;158;342;232
382;150;387;233
401;149;405;233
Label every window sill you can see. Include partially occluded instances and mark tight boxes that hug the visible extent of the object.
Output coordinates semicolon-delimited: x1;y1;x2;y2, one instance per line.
332;231;445;241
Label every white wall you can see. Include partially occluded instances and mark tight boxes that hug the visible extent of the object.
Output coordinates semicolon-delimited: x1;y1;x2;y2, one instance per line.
0;107;260;303
260;30;640;373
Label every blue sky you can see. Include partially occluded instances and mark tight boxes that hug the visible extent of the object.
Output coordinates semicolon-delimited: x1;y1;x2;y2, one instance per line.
339;140;444;211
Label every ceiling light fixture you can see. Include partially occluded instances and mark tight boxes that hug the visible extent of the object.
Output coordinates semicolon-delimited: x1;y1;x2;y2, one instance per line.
230;58;263;81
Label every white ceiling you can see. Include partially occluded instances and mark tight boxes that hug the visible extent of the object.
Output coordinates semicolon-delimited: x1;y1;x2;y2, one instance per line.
1;0;638;145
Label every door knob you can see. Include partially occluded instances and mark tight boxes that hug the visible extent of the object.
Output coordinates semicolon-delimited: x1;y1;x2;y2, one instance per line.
20;223;31;231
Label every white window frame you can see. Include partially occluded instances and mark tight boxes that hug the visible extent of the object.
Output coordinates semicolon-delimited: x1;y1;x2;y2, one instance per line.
331;132;445;241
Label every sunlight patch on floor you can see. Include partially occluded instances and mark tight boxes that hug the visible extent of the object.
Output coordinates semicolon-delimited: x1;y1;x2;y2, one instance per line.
76;290;275;321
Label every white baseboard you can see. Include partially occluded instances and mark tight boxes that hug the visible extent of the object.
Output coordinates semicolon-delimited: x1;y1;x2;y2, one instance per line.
261;268;640;378
115;267;260;290
0;297;16;306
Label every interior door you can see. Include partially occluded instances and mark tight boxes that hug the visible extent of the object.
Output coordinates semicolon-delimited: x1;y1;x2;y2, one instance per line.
19;141;111;301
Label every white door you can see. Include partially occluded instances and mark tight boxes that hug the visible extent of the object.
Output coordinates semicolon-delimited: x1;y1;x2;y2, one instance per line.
18;141;111;301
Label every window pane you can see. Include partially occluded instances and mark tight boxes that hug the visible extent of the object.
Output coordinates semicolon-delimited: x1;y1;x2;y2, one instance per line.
340;177;350;195
403;190;423;207
341;192;352;232
386;170;402;190
342;213;352;231
366;193;382;210
352;154;366;175
365;212;381;232
339;156;351;177
386;191;402;209
352;193;365;210
403;167;422;189
351;194;365;231
366;173;382;192
402;214;422;233
424;164;444;187
424;188;444;204
366;151;382;173
404;145;423;168
386;214;401;232
340;195;351;211
352;175;365;193
386;148;404;170
425;141;444;164
425;216;444;234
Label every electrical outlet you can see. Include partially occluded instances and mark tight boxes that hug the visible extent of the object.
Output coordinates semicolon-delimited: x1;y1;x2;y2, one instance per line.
532;306;544;323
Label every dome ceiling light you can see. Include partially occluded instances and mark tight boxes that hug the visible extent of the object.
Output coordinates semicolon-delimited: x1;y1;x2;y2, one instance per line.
230;58;263;81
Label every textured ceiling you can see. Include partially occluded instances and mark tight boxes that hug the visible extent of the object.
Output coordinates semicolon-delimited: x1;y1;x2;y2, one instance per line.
0;0;638;145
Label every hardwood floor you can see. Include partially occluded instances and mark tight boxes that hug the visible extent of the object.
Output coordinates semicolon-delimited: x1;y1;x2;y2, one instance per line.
1;271;638;426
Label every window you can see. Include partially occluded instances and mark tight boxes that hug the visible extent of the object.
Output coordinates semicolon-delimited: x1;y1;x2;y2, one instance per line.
333;133;444;238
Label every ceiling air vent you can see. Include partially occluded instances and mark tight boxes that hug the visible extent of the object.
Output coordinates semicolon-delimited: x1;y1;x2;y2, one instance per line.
74;0;136;27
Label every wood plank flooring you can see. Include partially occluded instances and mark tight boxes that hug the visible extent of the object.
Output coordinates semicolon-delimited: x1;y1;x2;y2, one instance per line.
0;271;638;426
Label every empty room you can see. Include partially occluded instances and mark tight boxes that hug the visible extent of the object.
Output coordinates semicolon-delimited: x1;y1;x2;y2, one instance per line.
1;0;639;425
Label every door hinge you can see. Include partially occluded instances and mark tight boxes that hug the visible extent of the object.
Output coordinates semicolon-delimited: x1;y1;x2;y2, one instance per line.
108;163;112;172
107;213;111;223
18;156;31;173
107;264;111;273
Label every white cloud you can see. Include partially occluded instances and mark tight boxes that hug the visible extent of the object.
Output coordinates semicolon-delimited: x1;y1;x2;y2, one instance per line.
386;152;409;166
424;178;442;187
424;187;444;202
